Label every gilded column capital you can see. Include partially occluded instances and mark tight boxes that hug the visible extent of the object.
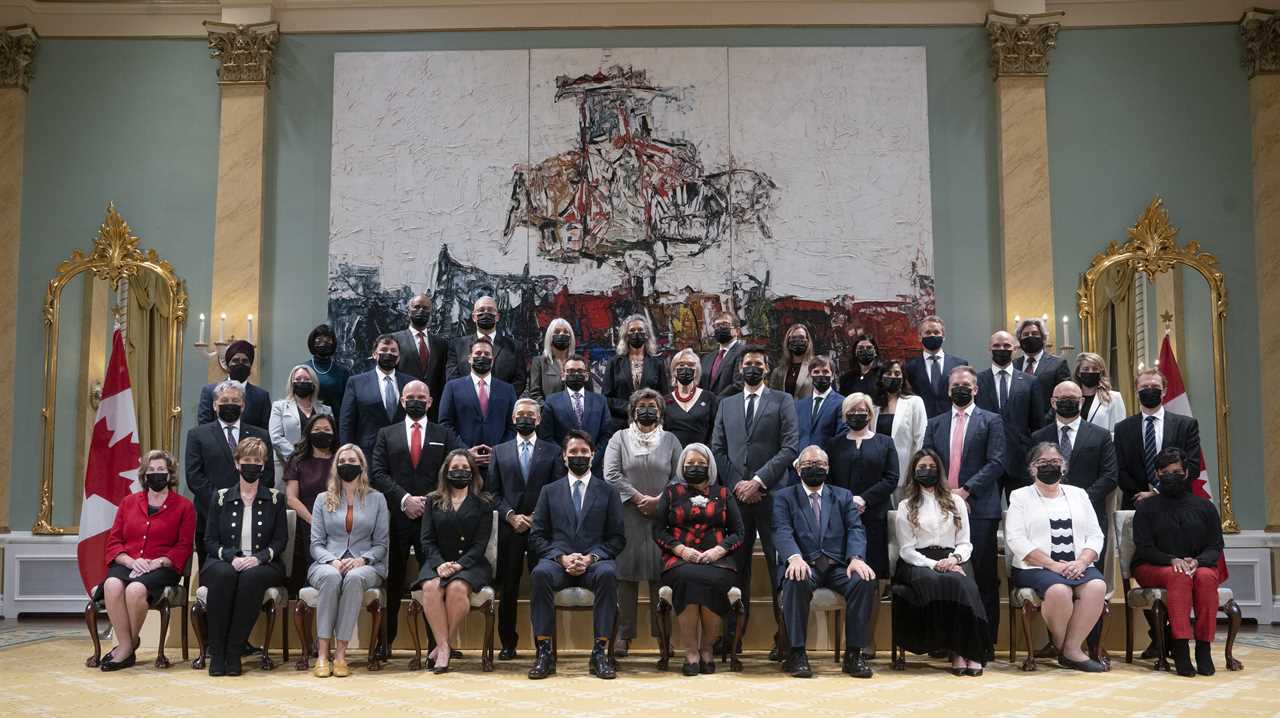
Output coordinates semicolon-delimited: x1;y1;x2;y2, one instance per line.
203;20;279;87
0;25;38;92
1241;8;1279;78
985;10;1064;79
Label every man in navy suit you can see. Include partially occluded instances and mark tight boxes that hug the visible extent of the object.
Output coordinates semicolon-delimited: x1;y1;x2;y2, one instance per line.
444;295;527;396
339;334;413;459
488;398;566;659
526;430;626;680
540;355;613;471
795;356;846;454
773;446;877;678
196;340;272;428
700;311;746;397
903;315;969;418
923;365;1006;649
975;330;1047;498
438;337;516;470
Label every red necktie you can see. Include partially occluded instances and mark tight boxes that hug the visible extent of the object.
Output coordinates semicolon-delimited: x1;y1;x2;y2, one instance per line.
1025;356;1036;375
477;379;489;417
417;332;429;377
711;348;726;382
410;422;422;469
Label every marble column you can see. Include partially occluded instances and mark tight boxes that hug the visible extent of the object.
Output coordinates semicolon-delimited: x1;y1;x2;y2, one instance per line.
1241;8;1280;531
987;10;1062;340
204;21;278;384
0;25;37;532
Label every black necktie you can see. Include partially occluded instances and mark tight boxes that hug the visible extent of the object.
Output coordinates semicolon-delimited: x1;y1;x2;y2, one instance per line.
929;355;941;393
998;370;1009;411
745;393;757;433
811;395;823;428
1144;416;1158;487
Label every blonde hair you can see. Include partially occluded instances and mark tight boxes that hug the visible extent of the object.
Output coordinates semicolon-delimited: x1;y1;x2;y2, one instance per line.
783;323;816;365
841;392;875;417
616;314;659;356
285;364;320;401
234;437;268;463
323;444;373;512
669;348;702;389
1074;352;1114;402
138;449;179;490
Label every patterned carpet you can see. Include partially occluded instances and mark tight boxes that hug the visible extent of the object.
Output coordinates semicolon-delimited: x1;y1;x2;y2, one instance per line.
0;635;1276;718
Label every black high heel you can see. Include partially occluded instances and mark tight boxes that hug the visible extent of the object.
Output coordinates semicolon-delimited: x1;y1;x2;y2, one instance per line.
682;661;700;676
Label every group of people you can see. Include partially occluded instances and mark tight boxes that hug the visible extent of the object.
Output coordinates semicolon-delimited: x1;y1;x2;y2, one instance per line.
92;296;1229;682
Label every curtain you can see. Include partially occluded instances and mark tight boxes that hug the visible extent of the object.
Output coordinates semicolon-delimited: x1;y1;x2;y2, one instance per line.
1095;261;1136;411
126;270;174;454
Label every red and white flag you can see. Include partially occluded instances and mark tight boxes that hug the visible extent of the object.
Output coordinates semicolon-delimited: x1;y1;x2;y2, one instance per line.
1157;334;1212;500
76;328;141;595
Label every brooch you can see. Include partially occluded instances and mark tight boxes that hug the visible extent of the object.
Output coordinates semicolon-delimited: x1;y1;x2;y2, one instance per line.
690;495;709;508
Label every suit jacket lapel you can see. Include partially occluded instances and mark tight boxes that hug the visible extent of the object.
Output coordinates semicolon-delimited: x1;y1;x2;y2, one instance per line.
819;489;834;542
212;423;234;464
796;488;817;536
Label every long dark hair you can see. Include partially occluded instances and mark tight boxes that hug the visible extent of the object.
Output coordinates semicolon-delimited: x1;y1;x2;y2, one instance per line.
872;359;912;408
429;449;493;510
904;448;961;530
286;413;337;473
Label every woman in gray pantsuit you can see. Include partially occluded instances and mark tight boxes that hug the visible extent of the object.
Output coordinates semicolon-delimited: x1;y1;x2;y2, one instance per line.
307;444;389;678
603;388;681;655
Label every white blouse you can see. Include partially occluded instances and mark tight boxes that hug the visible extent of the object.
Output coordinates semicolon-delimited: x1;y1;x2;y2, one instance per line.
239;504;253;555
895;492;973;568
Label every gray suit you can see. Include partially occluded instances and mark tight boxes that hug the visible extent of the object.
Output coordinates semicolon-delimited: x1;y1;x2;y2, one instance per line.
268;398;332;487
308;491;390;641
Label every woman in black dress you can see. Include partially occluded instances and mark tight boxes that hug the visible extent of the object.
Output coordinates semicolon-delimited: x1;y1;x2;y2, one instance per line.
663;348;719;448
823;391;899;650
415;449;494;673
838;334;881;397
653;443;744;675
601;314;669;425
284;414;337;593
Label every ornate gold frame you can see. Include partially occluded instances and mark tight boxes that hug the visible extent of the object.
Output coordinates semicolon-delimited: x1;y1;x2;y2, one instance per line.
34;204;188;534
1077;197;1236;533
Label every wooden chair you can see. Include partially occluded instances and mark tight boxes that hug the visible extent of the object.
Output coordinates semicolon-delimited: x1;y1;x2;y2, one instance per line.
406;510;499;671
293;587;388;671
550;587;618;663
84;559;190;669
191;509;296;670
654;585;745;671
1114;509;1243;672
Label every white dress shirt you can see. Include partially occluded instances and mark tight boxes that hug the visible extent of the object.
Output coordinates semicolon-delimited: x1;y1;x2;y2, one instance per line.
1140;406;1165;452
991;363;1013;409
1055;416;1082;456
219;419;241;446
787;484;825;563
895;492;973;568
1022;351;1045;370
400;416;428;510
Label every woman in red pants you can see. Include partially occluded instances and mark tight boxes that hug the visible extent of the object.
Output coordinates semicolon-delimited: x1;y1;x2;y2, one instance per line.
1131;447;1226;677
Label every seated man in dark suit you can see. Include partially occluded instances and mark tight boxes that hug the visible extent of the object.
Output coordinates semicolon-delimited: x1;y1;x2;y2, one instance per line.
196;340;271;429
339;334;413;460
1032;380;1118;555
1115;367;1202;509
773;445;877;678
795;356;846;453
976;330;1046;498
526;430;626;680
922;365;1006;651
369;379;465;655
392;292;448;420
445;295;527;396
439;336;517;472
903;315;969;418
700;311;745;397
1013;317;1072;421
540;355;613;472
488;398;567;660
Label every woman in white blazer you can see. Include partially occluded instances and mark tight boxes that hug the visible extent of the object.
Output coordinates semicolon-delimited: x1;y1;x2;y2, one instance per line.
1005;442;1108;672
873;360;927;502
1074;352;1126;434
269;364;332;487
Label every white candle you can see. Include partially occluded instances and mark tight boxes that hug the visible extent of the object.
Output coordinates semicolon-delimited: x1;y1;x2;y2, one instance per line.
247;314;255;344
219;313;226;343
1061;315;1070;347
198;313;206;344
1013;314;1021;326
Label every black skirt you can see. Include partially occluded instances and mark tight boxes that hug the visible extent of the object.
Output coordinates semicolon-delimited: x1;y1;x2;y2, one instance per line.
415;562;493;592
891;547;990;663
663;563;737;616
864;517;889;577
94;563;181;604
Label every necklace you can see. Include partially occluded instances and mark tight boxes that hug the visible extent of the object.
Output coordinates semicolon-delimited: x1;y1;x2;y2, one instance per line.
674;386;696;403
311;356;333;375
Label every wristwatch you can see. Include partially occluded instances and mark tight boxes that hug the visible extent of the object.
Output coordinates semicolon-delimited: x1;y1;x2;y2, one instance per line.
951;552;963;562
589;553;601;564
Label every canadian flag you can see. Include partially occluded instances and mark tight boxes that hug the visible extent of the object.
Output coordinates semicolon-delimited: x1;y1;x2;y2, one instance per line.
76;328;141;596
1157;334;1211;500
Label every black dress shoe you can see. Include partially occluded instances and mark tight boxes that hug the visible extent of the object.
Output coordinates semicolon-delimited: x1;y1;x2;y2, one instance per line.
614;639;629;658
1171;640;1196;677
1195;641;1215;676
788;649;813;678
208;653;226;677
964;667;984;677
527;641;555;680
952;667;966;677
499;647;519;661
589;644;616;680
768;644;784;662
432;664;451;675
100;651;136;672
1057;655;1105;673
1140;643;1163;660
699;660;716;675
846;652;874;679
681;661;700;676
226;656;243;676
240;642;261;657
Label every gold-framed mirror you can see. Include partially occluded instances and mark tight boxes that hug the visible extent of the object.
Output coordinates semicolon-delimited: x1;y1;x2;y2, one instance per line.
34;204;188;534
1077;197;1236;533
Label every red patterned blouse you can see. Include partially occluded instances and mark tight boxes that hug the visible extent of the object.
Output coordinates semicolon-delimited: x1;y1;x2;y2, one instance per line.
653;482;744;572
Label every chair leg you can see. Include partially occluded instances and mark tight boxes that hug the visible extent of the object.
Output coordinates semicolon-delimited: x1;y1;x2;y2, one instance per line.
260;601;277;671
890;598;905;671
1124;604;1133;664
191;603;208;669
654;595;670;671
181;603;189;662
366;599;384;671
292;602;311;671
406;600;424;671
607;611;618;669
834;610;843;664
282;600;290;662
551;618;558;663
481;601;496;672
1152;601;1169;672
1018;606;1037;672
1090;603;1111;671
1008;597;1017;665
85;603;102;668
155;605;172;669
1223;599;1244;671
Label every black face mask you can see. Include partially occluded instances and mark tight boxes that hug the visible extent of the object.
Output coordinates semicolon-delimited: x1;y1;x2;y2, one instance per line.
914;467;939;488
787;339;809;356
551;334;572;351
922;335;944;352
741;365;765;387
713;327;733;344
1157;470;1188;497
409;311;431;329
145;472;170;492
470;356;493;375
634;407;660;427
1019;335;1045;355
447;469;472;489
683;464;709;484
292;381;315;398
1055;397;1081;419
475;312;498;331
674;367;696;386
811;376;832;393
1138;386;1163;410
855;348;877;365
376;352;399;370
845;413;870;431
514;416;537;436
566;455;592;476
1035;464;1063;485
1077;372;1102;389
563;372;588;391
239;464;263;484
309;431;334;450
217;403;242;424
403;399;428;420
880;376;903;394
991;349;1013;366
627;332;647;349
337;463;362;483
312;341;336;358
949;386;973;407
228;364;251;383
799;465;827;487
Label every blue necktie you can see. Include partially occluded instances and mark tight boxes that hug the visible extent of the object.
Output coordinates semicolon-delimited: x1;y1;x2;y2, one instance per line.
520;440;532;480
572;480;585;515
1144;416;1158;488
383;375;397;421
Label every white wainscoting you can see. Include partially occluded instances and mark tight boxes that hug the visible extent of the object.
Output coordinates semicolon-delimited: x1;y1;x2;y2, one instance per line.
1224;531;1280;624
0;533;84;617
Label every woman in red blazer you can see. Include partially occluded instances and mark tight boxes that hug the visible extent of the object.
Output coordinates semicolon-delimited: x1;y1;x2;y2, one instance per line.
97;449;196;671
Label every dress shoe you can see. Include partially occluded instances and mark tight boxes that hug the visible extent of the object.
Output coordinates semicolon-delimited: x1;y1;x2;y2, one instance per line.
1195;641;1215;676
527;640;555;680
313;658;332;678
681;661;700;676
699;660;716;675
614;639;629;658
333;659;351;678
498;647;519;661
787;649;813;678
226;656;243;676
1140;643;1164;660
589;641;616;680
432;663;451;675
1171;640;1196;677
845;651;873;679
451;649;463;659
240;642;262;657
768;644;784;662
1057;655;1105;673
374;642;390;662
100;651;136;672
964;667;984;677
208;653;226;677
951;667;966;677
